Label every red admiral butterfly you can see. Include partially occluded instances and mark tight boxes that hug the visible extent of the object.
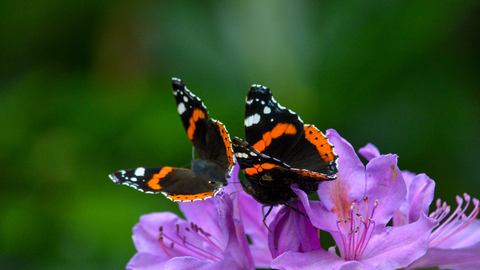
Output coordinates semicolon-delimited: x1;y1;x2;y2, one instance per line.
232;85;338;206
109;78;235;202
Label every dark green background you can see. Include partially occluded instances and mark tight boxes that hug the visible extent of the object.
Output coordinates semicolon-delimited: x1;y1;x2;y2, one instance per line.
1;1;479;269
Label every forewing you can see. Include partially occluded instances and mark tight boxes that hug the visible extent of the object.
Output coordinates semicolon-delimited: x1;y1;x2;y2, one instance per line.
244;85;304;161
172;78;208;157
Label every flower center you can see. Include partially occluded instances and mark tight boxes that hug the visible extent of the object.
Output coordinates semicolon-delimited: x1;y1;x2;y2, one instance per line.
428;193;479;247
158;222;225;262
337;197;377;261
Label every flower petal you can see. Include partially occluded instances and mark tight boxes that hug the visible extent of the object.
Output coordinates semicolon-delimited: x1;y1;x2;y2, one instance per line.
224;162;278;268
127;252;168;270
271;249;364;270
318;130;366;217
164;256;209;270
401;170;418;189
361;213;437;269
435;218;480;249
358;143;380;161
235;185;278;268
407;241;480;270
215;192;255;270
165;256;246;270
292;184;338;232
132;212;186;257
268;196;320;258
364;154;406;229
179;194;225;243
394;173;435;226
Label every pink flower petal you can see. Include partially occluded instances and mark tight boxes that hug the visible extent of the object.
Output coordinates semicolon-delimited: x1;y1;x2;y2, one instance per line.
358;143;380;161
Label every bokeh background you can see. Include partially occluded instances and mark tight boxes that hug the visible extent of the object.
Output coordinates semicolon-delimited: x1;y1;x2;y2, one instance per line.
1;0;479;269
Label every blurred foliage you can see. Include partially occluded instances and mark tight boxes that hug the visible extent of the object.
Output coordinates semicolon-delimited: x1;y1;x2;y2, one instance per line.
1;0;479;269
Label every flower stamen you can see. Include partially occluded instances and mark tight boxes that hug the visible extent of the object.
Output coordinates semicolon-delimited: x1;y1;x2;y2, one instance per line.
157;222;224;262
429;193;479;247
338;198;378;261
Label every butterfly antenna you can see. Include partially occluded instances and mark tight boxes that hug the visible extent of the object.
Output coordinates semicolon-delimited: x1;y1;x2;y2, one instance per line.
263;206;279;250
192;146;195;160
228;188;244;197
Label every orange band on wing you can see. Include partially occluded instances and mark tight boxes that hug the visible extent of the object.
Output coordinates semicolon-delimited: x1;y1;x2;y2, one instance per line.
293;169;330;180
303;125;337;164
216;121;235;172
187;109;206;141
253;123;297;152
167;190;219;202
244;163;280;176
147;167;174;190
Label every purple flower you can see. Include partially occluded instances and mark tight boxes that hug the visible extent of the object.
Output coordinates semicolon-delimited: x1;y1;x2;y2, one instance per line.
360;143;480;270
407;195;480;270
229;181;280;268
267;198;320;256
270;130;438;270
358;143;436;227
126;164;256;270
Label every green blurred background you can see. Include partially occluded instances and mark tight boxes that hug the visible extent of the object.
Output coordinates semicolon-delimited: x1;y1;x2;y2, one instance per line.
1;0;479;269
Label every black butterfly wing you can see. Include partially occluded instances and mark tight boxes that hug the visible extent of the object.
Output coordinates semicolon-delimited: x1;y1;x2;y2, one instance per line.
244;85;337;176
232;136;297;205
109;167;223;202
286;124;338;177
203;119;235;178
172;78;209;155
244;85;304;161
172;78;235;179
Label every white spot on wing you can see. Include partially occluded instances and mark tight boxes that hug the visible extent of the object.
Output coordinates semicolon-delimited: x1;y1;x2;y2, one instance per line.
235;152;248;158
246;99;253;105
245;113;261;127
130;177;137;182
263;106;271;114
135;167;145;177
177;102;186;114
183;96;189;102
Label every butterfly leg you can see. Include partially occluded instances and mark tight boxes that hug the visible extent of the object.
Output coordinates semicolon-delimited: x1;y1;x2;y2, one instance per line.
283;203;308;218
262;205;279;250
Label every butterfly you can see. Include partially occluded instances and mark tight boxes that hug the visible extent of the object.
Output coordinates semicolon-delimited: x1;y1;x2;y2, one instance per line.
232;84;338;206
109;78;235;202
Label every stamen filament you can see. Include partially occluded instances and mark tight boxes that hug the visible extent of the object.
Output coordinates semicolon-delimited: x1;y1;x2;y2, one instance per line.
430;195;466;240
429;194;480;247
158;236;176;258
338;197;378;261
159;223;224;262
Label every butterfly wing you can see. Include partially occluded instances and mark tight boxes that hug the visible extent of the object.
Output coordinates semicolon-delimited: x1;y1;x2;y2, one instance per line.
244;85;337;176
109;167;223;202
245;85;304;160
172;78;235;179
